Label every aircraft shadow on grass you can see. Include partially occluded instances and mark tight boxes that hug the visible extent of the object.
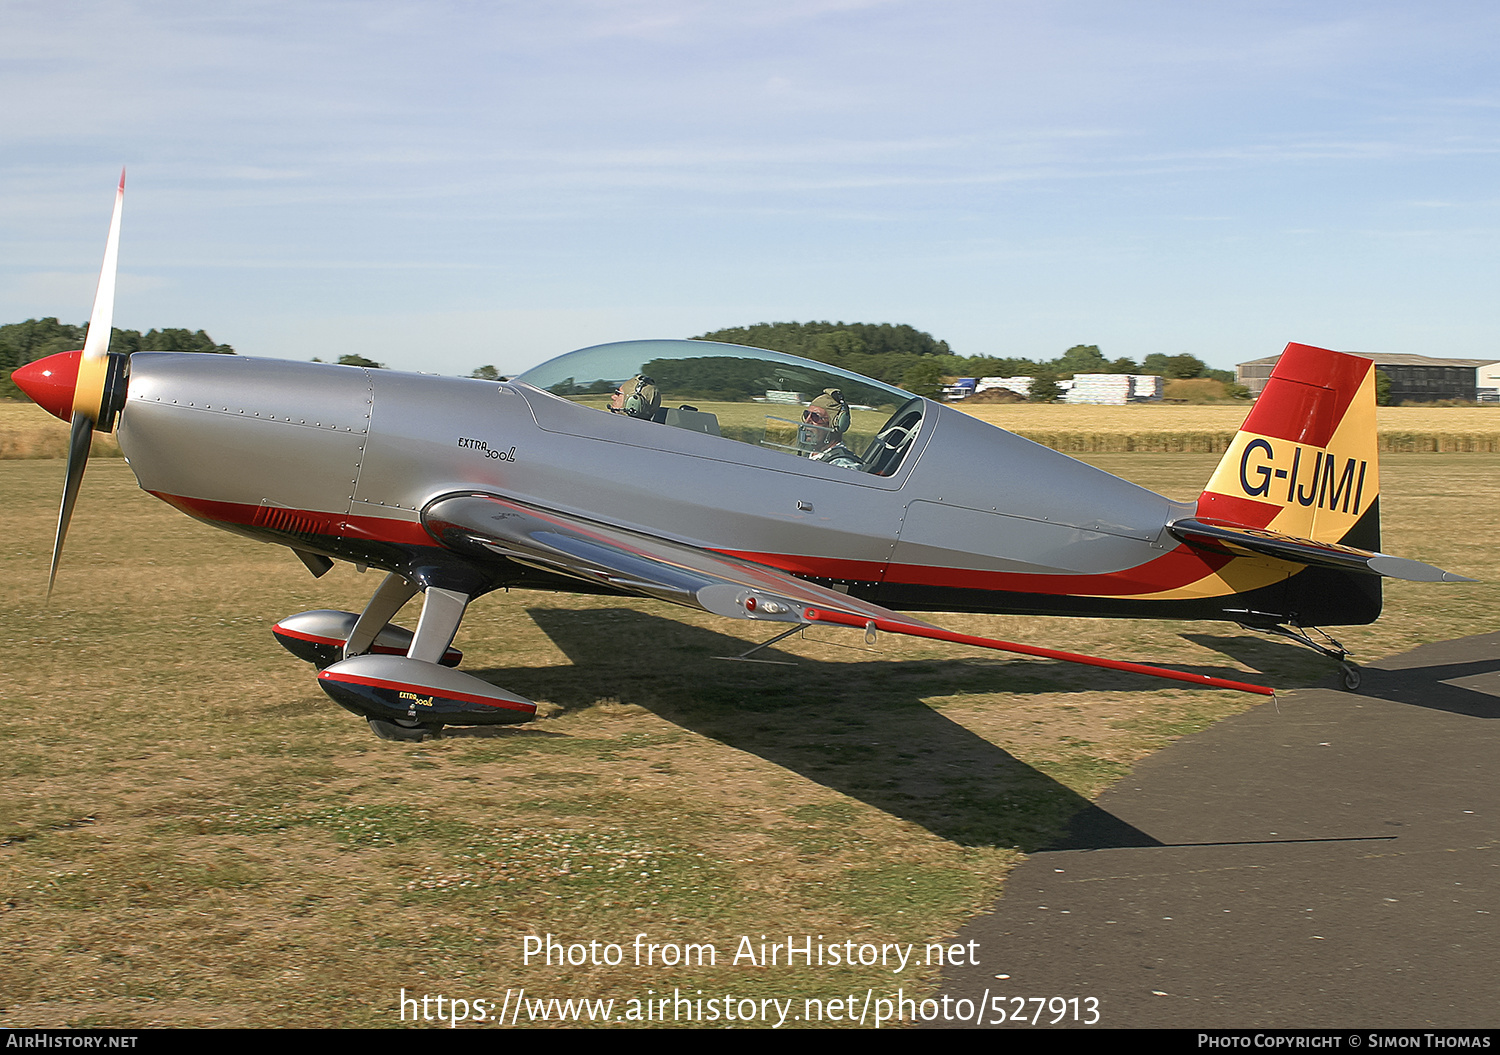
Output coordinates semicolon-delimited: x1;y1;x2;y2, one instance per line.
420;606;1300;852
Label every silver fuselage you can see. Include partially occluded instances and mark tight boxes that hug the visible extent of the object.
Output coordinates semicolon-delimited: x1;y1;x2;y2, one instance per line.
118;353;1189;609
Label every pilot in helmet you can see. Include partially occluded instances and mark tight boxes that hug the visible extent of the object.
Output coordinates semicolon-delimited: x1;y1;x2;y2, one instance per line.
610;374;661;420
801;389;861;469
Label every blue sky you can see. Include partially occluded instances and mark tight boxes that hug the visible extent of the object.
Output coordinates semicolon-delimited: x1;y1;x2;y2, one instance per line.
4;1;1498;375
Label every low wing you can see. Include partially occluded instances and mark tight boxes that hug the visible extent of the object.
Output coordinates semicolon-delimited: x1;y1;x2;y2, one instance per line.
1168;517;1474;583
424;492;1274;696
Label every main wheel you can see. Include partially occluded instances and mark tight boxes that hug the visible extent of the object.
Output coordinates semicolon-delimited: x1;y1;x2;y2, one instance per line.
1340;663;1362;691
367;717;443;742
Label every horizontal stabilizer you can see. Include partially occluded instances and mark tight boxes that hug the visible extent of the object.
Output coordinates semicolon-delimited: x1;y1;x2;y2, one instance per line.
1169;517;1473;583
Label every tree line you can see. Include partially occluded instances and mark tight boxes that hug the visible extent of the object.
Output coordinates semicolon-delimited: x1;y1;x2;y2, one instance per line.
1;317;235;399
693;323;1242;401
4;316;1247;405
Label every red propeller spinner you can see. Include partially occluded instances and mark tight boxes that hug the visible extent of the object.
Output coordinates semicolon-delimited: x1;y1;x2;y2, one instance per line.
13;349;84;423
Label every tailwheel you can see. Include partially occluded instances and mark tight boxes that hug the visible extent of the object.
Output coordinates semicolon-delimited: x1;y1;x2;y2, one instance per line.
367;717;444;742
1240;620;1361;692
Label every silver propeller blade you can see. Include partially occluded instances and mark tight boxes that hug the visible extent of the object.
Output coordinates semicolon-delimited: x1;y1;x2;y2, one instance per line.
48;169;124;596
49;412;96;598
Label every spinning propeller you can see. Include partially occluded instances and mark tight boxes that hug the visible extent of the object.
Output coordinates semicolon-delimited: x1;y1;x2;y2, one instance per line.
11;170;132;596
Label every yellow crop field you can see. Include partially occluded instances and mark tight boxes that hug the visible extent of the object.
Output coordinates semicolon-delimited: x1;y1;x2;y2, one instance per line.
0;402;122;459
952;401;1500;453
955;400;1500;433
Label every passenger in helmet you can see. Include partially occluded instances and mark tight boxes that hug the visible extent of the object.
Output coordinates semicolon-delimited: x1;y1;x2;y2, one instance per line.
808;389;851;436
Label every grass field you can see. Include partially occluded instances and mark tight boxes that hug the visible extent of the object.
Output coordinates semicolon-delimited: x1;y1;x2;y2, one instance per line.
1;450;1495;1028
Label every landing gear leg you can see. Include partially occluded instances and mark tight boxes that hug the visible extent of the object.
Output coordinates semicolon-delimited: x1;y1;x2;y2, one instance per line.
359;586;473;741
406;587;469;663
344;572;420;660
1243;622;1361;691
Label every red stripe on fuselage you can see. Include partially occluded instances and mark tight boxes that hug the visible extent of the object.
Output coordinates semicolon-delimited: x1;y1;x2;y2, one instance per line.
155;491;1238;602
148;492;432;547
711;544;1234;599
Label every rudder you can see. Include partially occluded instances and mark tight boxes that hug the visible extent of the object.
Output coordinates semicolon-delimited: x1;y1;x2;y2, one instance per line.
1199;343;1379;550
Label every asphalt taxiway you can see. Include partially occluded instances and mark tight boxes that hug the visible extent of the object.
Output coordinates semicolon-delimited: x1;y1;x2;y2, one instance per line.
940;632;1500;1028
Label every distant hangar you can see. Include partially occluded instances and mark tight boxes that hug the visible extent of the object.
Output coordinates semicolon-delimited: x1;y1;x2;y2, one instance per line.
1238;352;1500;403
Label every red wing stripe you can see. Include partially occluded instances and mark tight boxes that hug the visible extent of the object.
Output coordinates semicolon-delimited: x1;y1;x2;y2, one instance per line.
803;608;1275;696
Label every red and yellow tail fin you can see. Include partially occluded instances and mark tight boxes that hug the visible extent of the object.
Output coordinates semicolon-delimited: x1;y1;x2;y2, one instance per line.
1199;343;1378;547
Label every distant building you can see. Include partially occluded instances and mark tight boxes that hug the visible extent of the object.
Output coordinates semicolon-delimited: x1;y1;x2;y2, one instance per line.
1238;352;1496;402
1478;362;1500;403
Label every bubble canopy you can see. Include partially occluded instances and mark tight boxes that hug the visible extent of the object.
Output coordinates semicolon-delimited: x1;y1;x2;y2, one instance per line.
513;339;926;477
513;339;911;408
